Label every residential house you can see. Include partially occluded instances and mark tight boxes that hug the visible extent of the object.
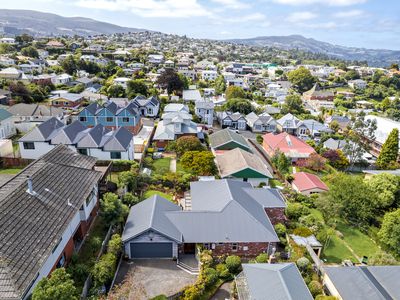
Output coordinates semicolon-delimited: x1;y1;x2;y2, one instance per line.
51;93;84;109
8;103;64;132
348;79;367;90
325;115;351;131
152;104;198;148
262;132;316;162
302;83;334;110
245;112;276;133
302;119;332;140
209;128;251;153
201;70;218;81
182;89;202;102
0;56;15;66
0;88;12;105
217;112;247;130
277;113;308;137
323;138;347;151
292;172;329;195
365;115;400;158
77;100;142;134
148;54;164;65
132;95;160;117
323;266;400;300
45;40;64;49
0;37;15;44
0;145;102;300
122;179;286;260
113;77;131;89
235;263;313;300
194;99;214;125
178;69;196;80
0;67;27;81
215;148;272;186
0;108;16;138
52;73;73;85
19;118;134;160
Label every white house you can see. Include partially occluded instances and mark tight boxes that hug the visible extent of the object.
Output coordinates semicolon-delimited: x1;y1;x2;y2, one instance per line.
0;37;15;44
195;100;214;126
201;70;218;81
52;73;73;85
0;108;16;138
348;79;367;90
132;95;160;117
113;77;131;89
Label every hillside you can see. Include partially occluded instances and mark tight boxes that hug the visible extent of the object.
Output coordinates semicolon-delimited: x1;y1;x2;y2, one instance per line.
226;35;400;67
0;9;146;37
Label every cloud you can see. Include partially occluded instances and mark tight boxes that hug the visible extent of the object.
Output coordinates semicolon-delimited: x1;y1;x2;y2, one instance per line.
287;11;318;22
272;0;367;6
210;0;250;9
223;12;267;23
302;21;338;29
333;9;364;18
75;0;212;18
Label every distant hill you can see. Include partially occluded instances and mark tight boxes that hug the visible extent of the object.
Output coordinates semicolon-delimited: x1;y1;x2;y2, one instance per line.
0;9;146;37
226;35;400;67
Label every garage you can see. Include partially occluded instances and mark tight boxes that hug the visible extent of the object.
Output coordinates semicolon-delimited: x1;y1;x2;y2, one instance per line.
130;242;173;258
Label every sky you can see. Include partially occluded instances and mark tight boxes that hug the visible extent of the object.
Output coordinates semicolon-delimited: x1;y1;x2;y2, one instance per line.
1;0;400;49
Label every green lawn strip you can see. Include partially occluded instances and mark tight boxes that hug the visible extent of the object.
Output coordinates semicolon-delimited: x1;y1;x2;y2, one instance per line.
309;208;325;223
269;179;283;188
0;168;23;174
143;190;173;201
321;234;358;264
176;160;184;172
153;157;171;174
335;221;380;259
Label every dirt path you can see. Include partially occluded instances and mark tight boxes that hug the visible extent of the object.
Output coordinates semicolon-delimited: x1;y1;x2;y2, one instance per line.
170;158;177;172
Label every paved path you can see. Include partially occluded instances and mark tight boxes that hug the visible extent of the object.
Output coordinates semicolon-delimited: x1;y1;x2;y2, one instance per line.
211;281;232;300
170;158;177;172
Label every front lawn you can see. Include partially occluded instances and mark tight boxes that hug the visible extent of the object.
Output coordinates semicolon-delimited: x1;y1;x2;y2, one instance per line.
143;190;174;201
153;157;171;175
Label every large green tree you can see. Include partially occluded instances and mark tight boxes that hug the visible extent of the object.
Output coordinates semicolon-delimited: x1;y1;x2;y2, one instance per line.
378;209;400;253
100;193;129;226
214;75;226;94
225;85;245;100
287;67;316;92
174;136;204;157
127;79;148;98
157;69;184;96
180;151;217;176
376;128;399;169
224;98;253;114
32;268;77;300
281;94;305;115
21;46;39;58
365;173;400;210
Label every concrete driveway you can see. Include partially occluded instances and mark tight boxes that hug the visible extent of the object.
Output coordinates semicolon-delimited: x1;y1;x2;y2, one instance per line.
114;259;196;300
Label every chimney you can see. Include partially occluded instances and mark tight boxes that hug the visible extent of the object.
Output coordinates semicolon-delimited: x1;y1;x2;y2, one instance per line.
27;176;34;195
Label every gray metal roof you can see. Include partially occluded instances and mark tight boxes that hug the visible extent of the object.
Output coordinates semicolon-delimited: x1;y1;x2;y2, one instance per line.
0;145;101;300
277;113;303;129
103;127;133;151
51;120;87;144
76;124;111;148
324;266;400;300
209;129;250;151
19;117;64;142
237;263;313;300
122;195;182;243
0;109;12;122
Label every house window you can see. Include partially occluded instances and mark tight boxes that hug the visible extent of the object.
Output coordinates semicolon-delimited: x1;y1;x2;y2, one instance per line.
78;148;88;155
54;101;59;105
122;117;130;123
56;252;66;268
148;108;153;114
23;142;35;150
79;116;87;122
110;152;121;159
64;102;69;106
106;117;114;122
231;243;238;251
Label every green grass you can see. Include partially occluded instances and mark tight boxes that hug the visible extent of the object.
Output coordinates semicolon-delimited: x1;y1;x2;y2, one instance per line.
269;179;283;188
176;160;185;172
309;208;325;223
336;222;380;258
153;157;171;175
0;168;23;174
143;190;173;201
322;234;358;264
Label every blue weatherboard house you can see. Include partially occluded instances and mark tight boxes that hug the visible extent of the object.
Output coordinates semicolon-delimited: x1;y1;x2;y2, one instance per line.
78;100;142;134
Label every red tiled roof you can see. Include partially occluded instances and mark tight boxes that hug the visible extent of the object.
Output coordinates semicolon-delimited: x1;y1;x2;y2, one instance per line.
292;172;329;192
263;132;315;157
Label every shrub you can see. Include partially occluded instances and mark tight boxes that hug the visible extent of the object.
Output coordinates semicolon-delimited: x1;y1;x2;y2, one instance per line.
299;215;323;232
274;223;287;237
293;227;313;237
369;252;399;265
286;203;310;221
308;280;323;297
315;296;338;300
256;134;263;144
216;263;231;279
92;253;117;287
296;257;310;272
150;295;168;300
202;268;218;288
225;255;242;274
199;250;213;267
108;234;122;256
183;284;203;300
122;192;140;207
255;253;269;263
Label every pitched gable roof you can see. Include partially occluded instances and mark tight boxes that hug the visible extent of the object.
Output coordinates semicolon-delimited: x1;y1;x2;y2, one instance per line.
209;129;250;151
292;172;329;192
19;117;64;142
103;127;133;151
263;132;315;158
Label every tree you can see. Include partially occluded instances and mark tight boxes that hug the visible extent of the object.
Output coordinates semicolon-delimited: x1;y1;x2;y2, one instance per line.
365;173;400;210
376;128;399;169
214;75;226;94
107;84;125;98
100;193;129;226
225;255;241;274
9;81;33;103
122;192;140;207
321;149;349;170
271;151;291;175
224;98;253;114
175;136;204;157
180;151;217;176
127;79;148;98
92;253;117;287
225;85;245;100
390;63;399;71
60;55;78;75
281;94;305;115
117;171;136;191
368;252;398;265
21;46;39;58
378;209;400;253
32;268;77;300
297;153;326;171
108;234;122;256
157;69;184;95
344;69;360;80
287;67;316;92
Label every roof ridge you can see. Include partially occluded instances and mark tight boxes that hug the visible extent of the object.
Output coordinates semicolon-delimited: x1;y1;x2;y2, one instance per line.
149;195;158;229
278;265;294;300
